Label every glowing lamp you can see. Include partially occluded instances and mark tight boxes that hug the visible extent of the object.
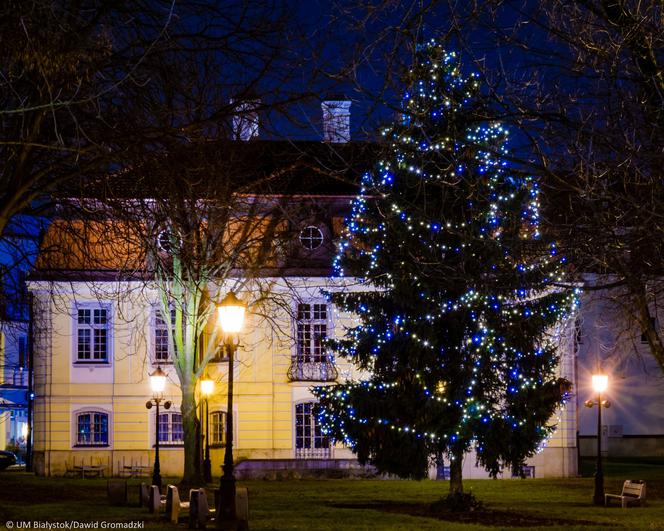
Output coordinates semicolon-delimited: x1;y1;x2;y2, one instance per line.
217;292;246;334
591;374;608;394
150;366;167;394
200;377;214;396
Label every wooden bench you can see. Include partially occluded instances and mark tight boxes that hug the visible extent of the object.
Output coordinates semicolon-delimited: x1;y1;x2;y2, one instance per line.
605;480;646;508
512;465;535;479
74;465;105;478
166;484;190;524
123;464;152;478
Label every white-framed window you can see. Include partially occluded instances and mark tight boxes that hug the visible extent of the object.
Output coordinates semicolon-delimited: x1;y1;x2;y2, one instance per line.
75;304;111;363
157;411;184;445
296;303;328;363
294;401;330;459
210;411;227;446
289;302;337;381
153;307;176;363
74;410;109;446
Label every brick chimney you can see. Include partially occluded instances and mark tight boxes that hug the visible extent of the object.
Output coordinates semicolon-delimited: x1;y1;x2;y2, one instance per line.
231;99;259;141
321;98;351;143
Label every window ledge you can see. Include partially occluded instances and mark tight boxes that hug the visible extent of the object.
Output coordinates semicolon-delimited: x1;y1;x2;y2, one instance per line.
73;362;110;367
152;444;184;448
73;444;109;448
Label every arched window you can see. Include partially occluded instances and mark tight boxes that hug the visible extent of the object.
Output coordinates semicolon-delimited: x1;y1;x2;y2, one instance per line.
75;411;109;446
210;411;227;446
294;402;330;459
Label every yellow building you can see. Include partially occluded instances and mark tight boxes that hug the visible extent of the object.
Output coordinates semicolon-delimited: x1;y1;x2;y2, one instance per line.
27;235;578;479
27;274;365;477
25;135;578;479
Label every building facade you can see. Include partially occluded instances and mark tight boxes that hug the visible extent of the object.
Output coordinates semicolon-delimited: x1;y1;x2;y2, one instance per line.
576;277;664;457
24;101;581;478
26;203;579;480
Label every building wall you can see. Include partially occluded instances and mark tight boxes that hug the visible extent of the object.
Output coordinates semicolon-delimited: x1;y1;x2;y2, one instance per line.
576;277;664;456
0;320;29;453
28;278;360;476
28;278;579;478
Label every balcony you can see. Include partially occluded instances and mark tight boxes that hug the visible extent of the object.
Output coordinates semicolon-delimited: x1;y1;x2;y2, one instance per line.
287;358;338;382
294;447;332;459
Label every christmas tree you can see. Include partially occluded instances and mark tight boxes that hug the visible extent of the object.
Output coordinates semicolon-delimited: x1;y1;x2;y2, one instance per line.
314;40;577;496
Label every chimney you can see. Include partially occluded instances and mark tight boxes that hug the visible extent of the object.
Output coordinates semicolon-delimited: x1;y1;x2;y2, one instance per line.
321;98;351;143
231;99;259;141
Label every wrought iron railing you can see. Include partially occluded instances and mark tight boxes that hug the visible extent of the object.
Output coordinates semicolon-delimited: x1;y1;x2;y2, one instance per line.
287;358;338;382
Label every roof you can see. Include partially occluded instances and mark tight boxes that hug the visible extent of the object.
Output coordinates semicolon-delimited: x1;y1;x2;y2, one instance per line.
64;140;377;200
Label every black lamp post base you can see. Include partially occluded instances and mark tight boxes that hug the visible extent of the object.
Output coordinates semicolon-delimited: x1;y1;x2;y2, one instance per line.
152;470;162;490
216;474;237;529
592;471;605;506
203;458;212;483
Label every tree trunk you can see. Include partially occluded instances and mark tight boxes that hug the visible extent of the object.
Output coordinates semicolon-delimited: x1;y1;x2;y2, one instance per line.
626;274;664;374
181;382;204;485
449;449;464;495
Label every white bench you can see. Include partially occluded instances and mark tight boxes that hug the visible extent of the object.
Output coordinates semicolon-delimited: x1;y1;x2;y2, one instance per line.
605;480;646;508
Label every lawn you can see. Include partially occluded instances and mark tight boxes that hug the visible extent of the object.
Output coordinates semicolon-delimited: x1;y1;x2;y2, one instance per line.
0;459;663;530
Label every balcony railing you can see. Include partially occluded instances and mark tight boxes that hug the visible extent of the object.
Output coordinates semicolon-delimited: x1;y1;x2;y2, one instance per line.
287;358;338;382
294;447;332;459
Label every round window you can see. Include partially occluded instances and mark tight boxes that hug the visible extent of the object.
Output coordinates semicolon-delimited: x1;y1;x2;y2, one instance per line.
299;226;324;250
157;229;174;253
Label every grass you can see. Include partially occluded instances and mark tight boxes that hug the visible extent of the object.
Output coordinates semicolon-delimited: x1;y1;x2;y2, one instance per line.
0;458;663;530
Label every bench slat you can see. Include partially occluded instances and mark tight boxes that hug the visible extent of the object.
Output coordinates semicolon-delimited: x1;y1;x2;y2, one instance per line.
605;480;645;508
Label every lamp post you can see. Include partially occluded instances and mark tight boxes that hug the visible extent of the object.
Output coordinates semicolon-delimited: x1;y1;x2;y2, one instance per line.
585;373;610;506
145;366;171;489
216;292;246;530
201;376;214;483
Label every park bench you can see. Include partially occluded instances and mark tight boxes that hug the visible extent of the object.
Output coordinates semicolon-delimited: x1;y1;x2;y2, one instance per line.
166;484;190;524
107;479;128;505
213;487;249;530
188;488;216;529
605;480;646;508
148;485;166;514
138;482;150;507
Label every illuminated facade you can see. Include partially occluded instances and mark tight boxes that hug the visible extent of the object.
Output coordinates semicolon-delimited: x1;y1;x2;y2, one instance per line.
25;134;579;478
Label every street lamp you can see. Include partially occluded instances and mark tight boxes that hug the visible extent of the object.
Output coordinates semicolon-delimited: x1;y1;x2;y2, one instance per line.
585;373;610;506
216;292;246;530
146;366;171;489
200;376;214;483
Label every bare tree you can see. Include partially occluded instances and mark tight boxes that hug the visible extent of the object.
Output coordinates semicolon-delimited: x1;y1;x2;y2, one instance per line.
0;0;314;236
15;1;361;484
